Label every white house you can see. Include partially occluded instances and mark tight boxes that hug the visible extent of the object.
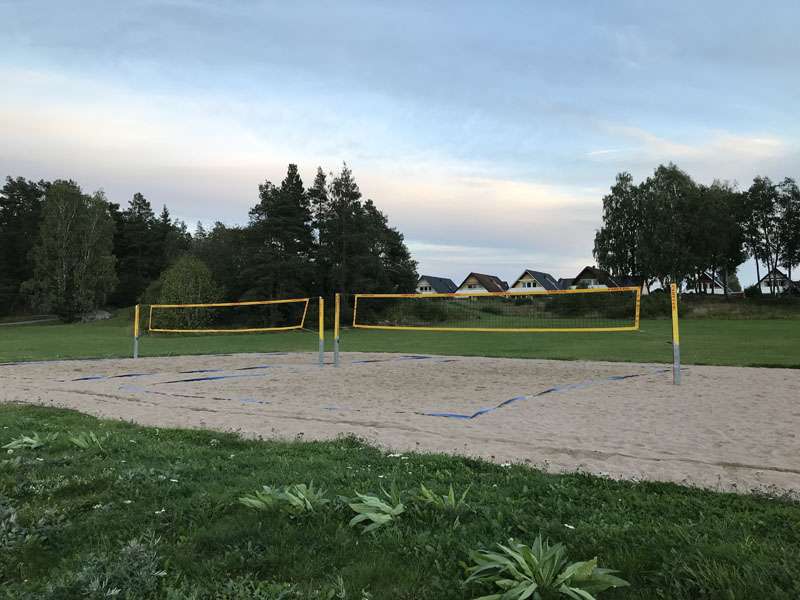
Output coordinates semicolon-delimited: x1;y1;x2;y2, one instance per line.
757;269;793;295
455;272;509;294
569;266;641;289
509;269;560;291
688;271;727;295
416;275;457;294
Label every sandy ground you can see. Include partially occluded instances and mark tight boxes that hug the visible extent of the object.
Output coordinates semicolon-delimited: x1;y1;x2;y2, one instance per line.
1;352;799;495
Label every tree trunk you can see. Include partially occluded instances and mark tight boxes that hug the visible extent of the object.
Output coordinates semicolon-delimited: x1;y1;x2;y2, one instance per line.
755;258;761;291
723;267;729;298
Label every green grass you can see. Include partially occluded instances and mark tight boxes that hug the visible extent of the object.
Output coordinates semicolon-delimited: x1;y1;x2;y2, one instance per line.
1;404;798;599
2;310;800;367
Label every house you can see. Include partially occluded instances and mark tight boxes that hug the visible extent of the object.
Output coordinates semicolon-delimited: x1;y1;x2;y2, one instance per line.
416;275;457;294
691;271;727;295
510;269;560;291
569;266;642;289
455;272;509;294
757;268;793;295
557;277;574;290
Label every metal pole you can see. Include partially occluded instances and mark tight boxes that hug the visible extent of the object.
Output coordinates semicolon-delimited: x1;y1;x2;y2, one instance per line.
133;304;140;359
334;293;340;367
318;296;325;367
670;283;681;385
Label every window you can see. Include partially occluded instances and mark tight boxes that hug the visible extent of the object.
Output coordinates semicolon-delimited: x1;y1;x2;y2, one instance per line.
523;280;538;288
467;283;479;289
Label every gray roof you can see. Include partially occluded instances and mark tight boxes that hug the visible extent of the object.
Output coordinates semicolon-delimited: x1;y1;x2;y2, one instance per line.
457;272;509;292
513;269;560;291
418;275;457;293
557;278;574;289
573;266;642;288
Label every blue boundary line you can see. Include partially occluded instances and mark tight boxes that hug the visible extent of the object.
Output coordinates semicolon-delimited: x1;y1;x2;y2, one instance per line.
419;367;673;420
70;364;274;382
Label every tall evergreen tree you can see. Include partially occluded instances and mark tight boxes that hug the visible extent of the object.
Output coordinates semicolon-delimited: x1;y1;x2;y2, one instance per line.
111;193;158;305
192;222;249;299
246;164;315;299
317;164;417;305
0;177;48;313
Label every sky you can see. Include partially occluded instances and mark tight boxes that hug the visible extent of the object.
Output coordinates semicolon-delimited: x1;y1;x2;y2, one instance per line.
2;1;799;287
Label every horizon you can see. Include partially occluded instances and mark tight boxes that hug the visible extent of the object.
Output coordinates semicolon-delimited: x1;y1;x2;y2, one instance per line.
3;1;799;286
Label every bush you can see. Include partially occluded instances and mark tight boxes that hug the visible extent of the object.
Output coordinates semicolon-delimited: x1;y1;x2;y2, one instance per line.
150;256;223;329
744;284;763;298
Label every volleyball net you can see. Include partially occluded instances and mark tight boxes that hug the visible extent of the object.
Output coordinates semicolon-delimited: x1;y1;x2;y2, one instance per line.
147;298;311;333
351;288;641;332
133;297;324;364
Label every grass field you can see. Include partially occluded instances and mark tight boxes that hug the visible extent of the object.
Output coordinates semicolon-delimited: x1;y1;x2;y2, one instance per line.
2;404;799;599
1;310;799;367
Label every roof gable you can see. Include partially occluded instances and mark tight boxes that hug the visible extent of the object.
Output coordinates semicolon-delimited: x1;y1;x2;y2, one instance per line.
418;275;457;293
573;266;616;286
757;268;789;285
457;272;508;292
511;269;560;291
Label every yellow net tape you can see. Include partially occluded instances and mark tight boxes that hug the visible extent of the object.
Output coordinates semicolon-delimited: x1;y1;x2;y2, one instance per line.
353;287;641;333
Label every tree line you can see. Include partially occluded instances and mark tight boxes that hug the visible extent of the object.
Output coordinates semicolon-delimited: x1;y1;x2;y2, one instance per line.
0;164;417;321
593;164;800;295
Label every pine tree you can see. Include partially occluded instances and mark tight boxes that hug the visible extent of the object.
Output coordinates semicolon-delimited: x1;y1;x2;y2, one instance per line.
245;164;314;299
0;177;48;313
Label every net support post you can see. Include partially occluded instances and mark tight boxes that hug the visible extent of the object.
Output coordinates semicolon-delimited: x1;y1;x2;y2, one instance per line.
133;304;141;359
334;293;341;367
318;297;325;367
670;283;681;385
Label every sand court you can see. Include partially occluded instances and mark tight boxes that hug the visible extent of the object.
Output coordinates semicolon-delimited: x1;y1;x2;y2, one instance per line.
2;352;799;495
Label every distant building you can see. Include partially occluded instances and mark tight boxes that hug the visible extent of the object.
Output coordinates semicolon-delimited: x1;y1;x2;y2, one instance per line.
757;268;793;295
455;272;509;294
509;269;560;291
557;277;574;290
570;266;644;291
691;271;727;295
416;275;457;294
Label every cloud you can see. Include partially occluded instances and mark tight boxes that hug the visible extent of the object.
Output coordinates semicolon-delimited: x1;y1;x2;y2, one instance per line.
0;64;602;281
583;123;798;186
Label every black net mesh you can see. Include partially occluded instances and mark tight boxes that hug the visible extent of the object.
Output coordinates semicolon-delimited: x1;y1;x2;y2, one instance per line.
148;299;310;333
353;290;639;331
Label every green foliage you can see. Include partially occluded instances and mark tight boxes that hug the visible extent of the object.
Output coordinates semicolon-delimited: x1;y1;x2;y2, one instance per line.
43;532;166;599
417;483;471;512
0;497;46;551
0;177;47;315
465;535;629;600
2;432;57;450
316;165;418;309
109;194;190;307
347;490;405;533
152;255;223;328
239;482;330;516
68;431;107;452
3;312;800;367
213;577;296;600
23;182;117;321
1;405;800;598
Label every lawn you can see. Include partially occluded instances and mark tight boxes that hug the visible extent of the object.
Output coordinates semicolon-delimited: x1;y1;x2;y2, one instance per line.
1;404;798;599
1;310;799;367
